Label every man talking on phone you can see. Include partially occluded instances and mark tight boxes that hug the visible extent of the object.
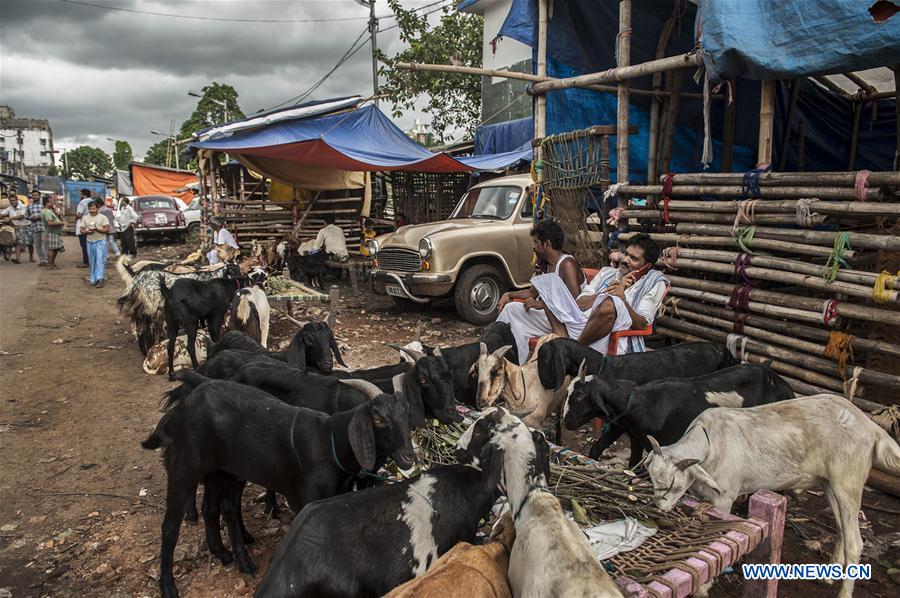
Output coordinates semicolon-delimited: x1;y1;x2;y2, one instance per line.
539;233;668;355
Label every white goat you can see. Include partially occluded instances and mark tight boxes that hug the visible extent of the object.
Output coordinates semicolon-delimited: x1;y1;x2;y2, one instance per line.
645;394;900;598
456;407;623;598
470;335;569;429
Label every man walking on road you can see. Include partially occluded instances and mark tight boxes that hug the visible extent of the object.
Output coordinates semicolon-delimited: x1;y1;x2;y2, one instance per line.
115;196;138;257
74;189;94;268
41;194;65;270
0;193;29;264
27;191;47;266
80;199;109;287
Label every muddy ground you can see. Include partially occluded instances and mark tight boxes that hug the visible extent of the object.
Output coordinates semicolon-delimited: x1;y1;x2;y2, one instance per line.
0;238;897;597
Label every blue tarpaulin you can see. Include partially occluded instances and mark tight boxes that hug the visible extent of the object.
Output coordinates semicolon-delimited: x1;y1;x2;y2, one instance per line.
698;0;900;80
475;117;533;155
191;104;531;173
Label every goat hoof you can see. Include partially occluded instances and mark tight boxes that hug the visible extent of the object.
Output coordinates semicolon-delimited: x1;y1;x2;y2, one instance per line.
168;372;176;382
588;444;606;460
236;556;256;575
242;531;255;544
215;549;234;566
183;512;198;524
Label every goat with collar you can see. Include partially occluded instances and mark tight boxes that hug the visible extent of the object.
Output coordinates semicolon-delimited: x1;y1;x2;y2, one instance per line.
142;378;415;598
455;407;623;598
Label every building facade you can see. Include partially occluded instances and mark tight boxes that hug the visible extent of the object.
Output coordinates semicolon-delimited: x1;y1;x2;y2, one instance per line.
0;105;56;180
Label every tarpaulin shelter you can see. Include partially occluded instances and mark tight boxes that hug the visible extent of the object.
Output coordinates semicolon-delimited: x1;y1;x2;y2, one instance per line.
130;162;198;202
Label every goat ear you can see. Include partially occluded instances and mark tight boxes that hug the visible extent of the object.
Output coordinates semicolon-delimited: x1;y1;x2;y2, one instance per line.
675;458;700;471
348;410;377;471
493;345;513;360
686;463;723;496
531;429;551;481
402;374;426;428
551;348;567;391
339;379;383;400
329;335;347;367
479;442;505;491
648;435;663;455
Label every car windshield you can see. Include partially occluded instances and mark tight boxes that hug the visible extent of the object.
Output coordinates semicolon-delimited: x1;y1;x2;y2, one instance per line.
451;186;524;220
138;197;175;210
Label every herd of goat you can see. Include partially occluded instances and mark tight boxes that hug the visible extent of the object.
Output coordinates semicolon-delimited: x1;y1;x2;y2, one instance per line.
114;256;900;598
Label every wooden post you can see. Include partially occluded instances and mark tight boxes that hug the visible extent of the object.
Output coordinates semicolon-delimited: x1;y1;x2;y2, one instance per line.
797;118;805;172
894;64;900;170
659;70;684;175
722;93;736;173
743;491;787;598
328;285;340;330
616;0;632;183
848;101;863;170
534;0;549;181
600;134;611;263
646;17;676;183
530;52;702;93
777;79;800;171
758;80;776;166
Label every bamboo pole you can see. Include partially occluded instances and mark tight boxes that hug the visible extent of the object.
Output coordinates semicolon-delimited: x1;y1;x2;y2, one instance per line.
658;69;684;175
614;184;883;200
620;232;844;259
530;52;703;94
635;198;900;217
842;71;877;97
666;274;900;326
394;63;713;100
722;94;735;173
667;287;829;326
616;0;632;183
657;316;900;391
673;223;900;251
813;75;849;97
534;0;548;183
657;247;898;289
777;79;800;171
894;64;900;171
656;171;900;187
646;16;676;184
665;257;897;302
797;118;806;172
620;209;827;226
664;296;900;357
758;80;776;165
848;101;863;170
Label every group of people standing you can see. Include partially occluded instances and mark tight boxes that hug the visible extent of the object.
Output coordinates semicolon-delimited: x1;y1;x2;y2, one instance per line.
0;190;66;269
72;188;139;288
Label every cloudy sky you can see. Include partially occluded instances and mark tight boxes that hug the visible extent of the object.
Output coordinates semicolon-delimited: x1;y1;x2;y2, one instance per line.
0;0;448;159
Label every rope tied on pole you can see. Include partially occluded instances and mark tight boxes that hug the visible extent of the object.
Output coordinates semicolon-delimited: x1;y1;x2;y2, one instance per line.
822;232;851;283
795;197;815;227
733;253;753;285
869;405;900;441
732;200;758;233
662;246;679;270
733;225;756;254
728;283;753;312
873;270;899;304
822;299;841;326
854;169;871;202
823;331;855;379
607;207;626;226
660;297;680;318
725;333;749;363
662;196;671;224
843;365;863;400
740;164;772;197
733;310;750;335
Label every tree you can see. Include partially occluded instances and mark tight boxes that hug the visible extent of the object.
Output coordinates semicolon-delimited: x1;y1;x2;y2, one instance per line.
377;1;483;141
112;140;133;170
143;139;171;167
65;146;113;180
179;82;245;140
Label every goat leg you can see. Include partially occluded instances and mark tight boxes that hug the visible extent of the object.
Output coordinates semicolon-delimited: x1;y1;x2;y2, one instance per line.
183;489;199;524
201;474;233;566
587;423;627;461
264;489;279;519
222;479;256;575
159;478;196;598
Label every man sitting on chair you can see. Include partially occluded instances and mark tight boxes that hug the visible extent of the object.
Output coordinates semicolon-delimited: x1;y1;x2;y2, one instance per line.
496;220;585;364
207;218;239;264
543;233;668;355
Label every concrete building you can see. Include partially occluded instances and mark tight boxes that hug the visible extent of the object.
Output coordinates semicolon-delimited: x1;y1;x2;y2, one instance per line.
0;105;56;180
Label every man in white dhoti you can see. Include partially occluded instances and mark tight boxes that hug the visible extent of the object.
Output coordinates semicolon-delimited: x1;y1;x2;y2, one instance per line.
541;234;668;355
496;220;586;364
207;218;239;264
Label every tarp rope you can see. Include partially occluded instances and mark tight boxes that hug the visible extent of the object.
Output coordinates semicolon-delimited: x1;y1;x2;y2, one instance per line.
822;232;851;283
873;270;899;304
823;331;854;380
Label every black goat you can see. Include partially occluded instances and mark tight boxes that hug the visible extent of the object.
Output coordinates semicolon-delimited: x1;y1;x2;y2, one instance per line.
286;251;329;288
158;265;246;381
256;452;508;597
537;339;737;391
563;362;795;465
210;319;345;373
142;378;415;598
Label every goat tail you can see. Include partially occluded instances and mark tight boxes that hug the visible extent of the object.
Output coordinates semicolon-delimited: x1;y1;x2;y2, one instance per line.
160;370;210;411
158;274;170;299
141;411;173;450
116;255;135;286
872;425;900;476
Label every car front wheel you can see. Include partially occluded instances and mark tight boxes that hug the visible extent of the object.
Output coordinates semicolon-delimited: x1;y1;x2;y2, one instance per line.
454;264;504;326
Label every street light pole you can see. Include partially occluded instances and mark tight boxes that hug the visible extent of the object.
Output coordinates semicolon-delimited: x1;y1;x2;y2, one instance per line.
150;130;180;170
355;0;379;105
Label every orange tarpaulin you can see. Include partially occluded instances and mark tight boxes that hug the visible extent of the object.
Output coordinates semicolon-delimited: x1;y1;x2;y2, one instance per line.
130;162;197;202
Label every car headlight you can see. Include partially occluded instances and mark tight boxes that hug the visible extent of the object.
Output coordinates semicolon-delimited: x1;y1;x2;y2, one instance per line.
418;238;433;259
366;239;380;255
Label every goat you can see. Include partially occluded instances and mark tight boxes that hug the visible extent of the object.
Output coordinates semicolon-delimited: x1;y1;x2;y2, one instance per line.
471;336;568;431
227;287;270;347
645;394;900;598
117;260;230;355
115;255;169;285
455;407;623;598
537;339;736;392
563;362;795;466
159;266;246;380
287;251;329;288
256;455;506;598
143;332;212;375
142;377;415;598
211;318;344;373
384;512;516;598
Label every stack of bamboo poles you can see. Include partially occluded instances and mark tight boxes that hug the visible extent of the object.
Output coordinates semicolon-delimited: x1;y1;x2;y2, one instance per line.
613;170;900;413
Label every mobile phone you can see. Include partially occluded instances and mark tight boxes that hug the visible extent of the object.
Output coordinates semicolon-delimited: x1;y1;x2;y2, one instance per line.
629;263;653;282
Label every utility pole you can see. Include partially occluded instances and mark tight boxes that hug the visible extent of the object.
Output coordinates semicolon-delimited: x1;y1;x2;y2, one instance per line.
355;0;379;105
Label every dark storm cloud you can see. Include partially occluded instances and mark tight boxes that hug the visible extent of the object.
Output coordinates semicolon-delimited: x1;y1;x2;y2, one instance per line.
0;0;429;157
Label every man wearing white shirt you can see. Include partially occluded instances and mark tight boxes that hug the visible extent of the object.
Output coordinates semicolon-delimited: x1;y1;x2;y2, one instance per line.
115;196;140;257
207;218;239;264
313;213;349;261
74;189;94;268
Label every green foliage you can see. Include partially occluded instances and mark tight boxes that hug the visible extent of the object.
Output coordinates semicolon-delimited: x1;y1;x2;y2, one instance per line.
46;165;58;176
143;138;171;167
179;82;245;140
377;1;483;141
112;140;133;170
65;146;113;180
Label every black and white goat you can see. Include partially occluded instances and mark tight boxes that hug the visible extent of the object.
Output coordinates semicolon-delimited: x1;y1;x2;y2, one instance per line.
455;407;623;598
142;377;415;598
159;265;246;380
537;339;737;391
226;287;270;347
563;362;794;466
646;394;900;598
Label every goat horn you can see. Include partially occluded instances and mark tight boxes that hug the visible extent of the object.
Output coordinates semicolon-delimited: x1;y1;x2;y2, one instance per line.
391;373;405;394
479;341;488;356
338;379;383;400
413;322;425;342
648;435;662;456
492;345;513;360
285;315;307;328
577;358;587;381
388;344;425;362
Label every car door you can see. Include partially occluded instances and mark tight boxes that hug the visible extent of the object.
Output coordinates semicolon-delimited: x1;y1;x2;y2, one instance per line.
511;187;535;286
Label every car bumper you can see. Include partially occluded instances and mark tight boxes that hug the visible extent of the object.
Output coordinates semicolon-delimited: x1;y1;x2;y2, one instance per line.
370;269;453;302
136;226;186;234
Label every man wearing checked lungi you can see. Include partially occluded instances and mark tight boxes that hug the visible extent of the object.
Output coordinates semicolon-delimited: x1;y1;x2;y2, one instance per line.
497;229;667;362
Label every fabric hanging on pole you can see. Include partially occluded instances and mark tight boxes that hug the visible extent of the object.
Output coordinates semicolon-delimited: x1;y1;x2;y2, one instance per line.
130;162;197;201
